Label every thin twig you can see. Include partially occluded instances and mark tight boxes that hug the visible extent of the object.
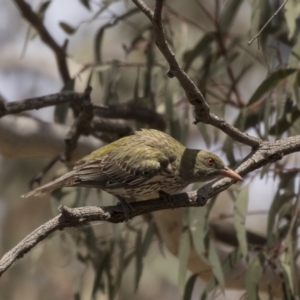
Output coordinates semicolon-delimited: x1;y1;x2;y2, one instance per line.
132;0;261;148
248;0;288;46
13;0;71;84
63;87;94;161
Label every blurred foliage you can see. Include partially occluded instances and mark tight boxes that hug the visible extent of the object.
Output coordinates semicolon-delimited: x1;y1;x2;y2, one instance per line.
1;0;300;299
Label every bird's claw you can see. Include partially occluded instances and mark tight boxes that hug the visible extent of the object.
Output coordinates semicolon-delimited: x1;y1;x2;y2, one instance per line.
116;196;133;221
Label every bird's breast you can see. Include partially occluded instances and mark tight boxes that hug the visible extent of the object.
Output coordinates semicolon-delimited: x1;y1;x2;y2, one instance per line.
103;172;189;202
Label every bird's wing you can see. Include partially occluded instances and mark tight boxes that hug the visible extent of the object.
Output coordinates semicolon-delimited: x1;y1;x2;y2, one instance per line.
72;147;175;189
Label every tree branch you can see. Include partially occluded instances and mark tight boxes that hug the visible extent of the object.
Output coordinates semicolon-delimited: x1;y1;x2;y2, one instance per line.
95;103;166;131
132;0;261;148
0;90;106;118
63;87;94;161
1;134;299;276
13;0;71;84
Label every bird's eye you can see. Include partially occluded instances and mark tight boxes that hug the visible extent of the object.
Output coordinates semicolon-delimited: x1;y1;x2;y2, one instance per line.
207;158;215;166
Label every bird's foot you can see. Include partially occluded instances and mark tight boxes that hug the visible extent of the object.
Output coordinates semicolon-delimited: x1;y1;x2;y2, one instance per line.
159;191;175;209
116;196;133;221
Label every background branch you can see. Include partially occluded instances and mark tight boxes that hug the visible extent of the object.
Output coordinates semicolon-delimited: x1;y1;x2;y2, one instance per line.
13;0;71;84
0;115;102;160
0;89;106;117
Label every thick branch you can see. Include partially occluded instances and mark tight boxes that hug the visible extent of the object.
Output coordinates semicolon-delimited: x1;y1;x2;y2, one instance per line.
91;117;134;137
0;90;104;117
95;103;166;131
1;134;299;276
13;0;71;83
0;90;166;134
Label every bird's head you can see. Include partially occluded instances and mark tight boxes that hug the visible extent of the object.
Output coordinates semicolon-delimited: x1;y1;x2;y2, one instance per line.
190;150;242;182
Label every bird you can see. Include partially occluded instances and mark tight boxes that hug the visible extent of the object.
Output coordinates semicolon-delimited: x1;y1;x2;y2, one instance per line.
22;129;242;217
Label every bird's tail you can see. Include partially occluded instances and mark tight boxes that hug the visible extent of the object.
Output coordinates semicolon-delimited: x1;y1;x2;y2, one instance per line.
22;170;76;198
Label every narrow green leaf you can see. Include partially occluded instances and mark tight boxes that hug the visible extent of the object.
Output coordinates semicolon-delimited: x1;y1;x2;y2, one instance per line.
284;0;300;39
269;99;300;135
279;234;295;296
178;209;191;295
247;69;297;106
37;1;51;19
267;193;290;246
166;83;181;141
263;97;271;139
190;199;224;290
222;137;237;166
183;274;198;300
234;186;249;259
197;123;211;148
221;248;242;274
219;0;243;32
80;0;90;10
140;222;154;257
135;230;143;291
280;270;293;300
246;253;265;300
260;164;270;179
250;0;273;42
207;241;225;289
267;173;295;245
102;62;121;105
277;202;293;222
190;206;210;263
201;248;242;300
59;22;77;35
134;222;154;291
133;67;140;102
183;34;214;72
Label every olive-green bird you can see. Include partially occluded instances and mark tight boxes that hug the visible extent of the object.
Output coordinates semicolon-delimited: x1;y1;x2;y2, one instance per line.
22;129;242;206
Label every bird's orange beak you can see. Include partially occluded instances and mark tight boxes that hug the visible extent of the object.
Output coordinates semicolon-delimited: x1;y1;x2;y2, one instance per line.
220;167;242;181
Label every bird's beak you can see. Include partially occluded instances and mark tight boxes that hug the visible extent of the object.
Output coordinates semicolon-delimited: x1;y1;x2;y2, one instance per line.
220;167;242;181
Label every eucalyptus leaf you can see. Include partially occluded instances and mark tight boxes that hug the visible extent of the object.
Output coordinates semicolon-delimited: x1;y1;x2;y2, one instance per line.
279;233;296;296
246;253;265;300
80;0;90;10
247;69;297;106
37;1;51;19
183;274;198;300
135;223;154;291
207;241;225;289
183;34;214;72
59;22;77;35
269;100;300;135
219;0;243;32
178;208;191;295
190;206;210;263
201;248;242;299
135;230;143;291
267;173;295;245
197;123;211;148
234;186;249;259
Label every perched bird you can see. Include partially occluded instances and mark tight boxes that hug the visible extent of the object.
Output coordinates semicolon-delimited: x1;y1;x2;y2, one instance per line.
22;129;242;215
